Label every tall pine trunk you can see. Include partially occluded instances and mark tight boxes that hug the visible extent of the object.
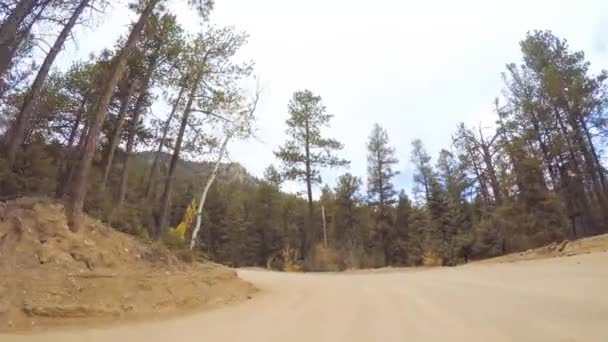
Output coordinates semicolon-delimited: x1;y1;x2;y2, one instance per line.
578;117;607;192
117;90;148;206
304;117;313;259
144;84;186;198
66;0;160;232
57;116;89;197
480;144;501;204
571;122;605;197
552;108;599;229
156;77;200;237
66;97;87;149
529;110;559;188
560;100;606;197
115;42;161;200
101;78;136;189
0;0;37;78
6;0;90;168
557;103;608;220
466;147;490;204
55;98;87;197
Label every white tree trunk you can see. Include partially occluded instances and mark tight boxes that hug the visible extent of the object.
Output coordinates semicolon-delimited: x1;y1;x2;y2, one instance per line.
188;87;258;250
190;133;232;250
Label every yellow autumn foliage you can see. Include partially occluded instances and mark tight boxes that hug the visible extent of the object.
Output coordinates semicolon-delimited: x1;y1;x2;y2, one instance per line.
167;198;198;243
422;250;443;267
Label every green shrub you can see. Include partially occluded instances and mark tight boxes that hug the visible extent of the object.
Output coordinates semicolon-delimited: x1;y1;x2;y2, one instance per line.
0;144;57;197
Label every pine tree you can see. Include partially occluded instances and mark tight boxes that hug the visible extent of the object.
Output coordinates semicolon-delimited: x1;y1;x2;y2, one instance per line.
366;123;398;264
453;124;502;204
410;139;433;202
435;149;473;263
405;205;429;265
501;30;608;233
65;0;165;232
391;191;411;265
65;0;215;232
274;89;349;258
426;178;449;261
0;0;40;80
366;123;398;215
334;173;362;247
6;0;94;168
249;165;284;265
116;13;185;206
157;27;251;237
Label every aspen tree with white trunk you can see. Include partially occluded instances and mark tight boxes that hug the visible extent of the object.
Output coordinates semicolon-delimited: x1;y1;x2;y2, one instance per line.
156;26;253;237
190;90;259;250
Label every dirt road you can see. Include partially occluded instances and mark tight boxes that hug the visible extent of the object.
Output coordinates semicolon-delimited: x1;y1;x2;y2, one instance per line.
4;252;608;341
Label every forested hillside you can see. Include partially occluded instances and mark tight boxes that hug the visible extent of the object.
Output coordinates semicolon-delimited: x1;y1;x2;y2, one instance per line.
0;0;606;270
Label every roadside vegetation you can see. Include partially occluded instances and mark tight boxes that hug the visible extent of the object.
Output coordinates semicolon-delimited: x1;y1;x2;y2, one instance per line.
0;0;606;271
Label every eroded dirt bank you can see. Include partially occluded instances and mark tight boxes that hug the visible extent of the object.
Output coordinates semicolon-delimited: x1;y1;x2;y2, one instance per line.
0;198;255;332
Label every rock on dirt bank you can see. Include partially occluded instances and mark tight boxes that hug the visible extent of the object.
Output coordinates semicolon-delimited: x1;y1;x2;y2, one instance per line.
0;198;256;332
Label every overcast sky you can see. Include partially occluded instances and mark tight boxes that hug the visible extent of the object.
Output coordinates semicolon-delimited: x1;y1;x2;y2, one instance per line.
60;0;608;196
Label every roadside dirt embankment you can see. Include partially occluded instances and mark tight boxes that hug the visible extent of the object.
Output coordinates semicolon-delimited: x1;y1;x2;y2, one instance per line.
0;198;255;332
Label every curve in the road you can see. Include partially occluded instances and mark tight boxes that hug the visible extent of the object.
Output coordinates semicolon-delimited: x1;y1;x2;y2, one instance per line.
4;252;608;342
